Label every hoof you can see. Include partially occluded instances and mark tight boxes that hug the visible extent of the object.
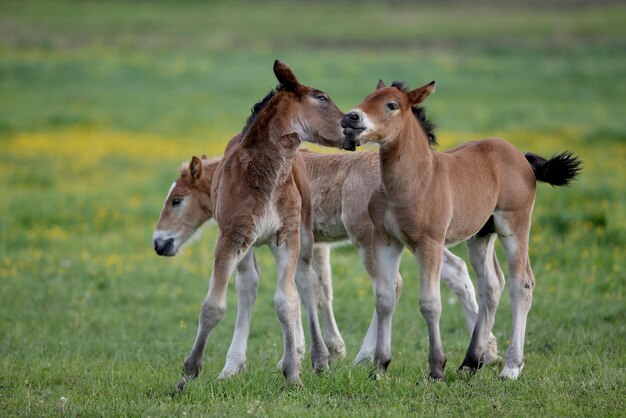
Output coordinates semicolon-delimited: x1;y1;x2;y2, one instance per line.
459;353;483;374
458;364;478;376
313;359;330;375
182;359;201;380
353;350;374;365
327;341;347;360
429;371;445;381
429;355;447;381
177;358;201;392
483;352;503;367
368;356;390;380
176;377;187;392
368;368;383;381
286;376;304;388
312;352;331;375
429;364;446;380
500;361;524;380
483;336;501;366
218;362;245;380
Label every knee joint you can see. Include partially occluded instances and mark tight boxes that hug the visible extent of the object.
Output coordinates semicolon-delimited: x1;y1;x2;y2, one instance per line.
201;301;226;321
376;291;395;315
419;297;442;317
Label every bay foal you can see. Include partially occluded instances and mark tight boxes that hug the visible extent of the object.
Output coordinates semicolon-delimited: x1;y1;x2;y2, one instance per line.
341;80;580;380
157;61;345;388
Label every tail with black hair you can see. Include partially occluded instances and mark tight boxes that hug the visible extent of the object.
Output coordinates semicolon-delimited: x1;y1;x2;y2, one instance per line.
524;151;582;187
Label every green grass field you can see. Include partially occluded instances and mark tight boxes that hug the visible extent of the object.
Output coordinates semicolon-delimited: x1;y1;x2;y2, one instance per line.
1;1;625;416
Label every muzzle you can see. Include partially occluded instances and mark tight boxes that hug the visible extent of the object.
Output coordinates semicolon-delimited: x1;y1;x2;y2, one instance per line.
153;237;176;256
341;112;364;151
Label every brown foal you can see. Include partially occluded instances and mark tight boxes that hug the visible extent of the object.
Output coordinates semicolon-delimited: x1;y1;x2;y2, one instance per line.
155;61;346;388
341;80;580;380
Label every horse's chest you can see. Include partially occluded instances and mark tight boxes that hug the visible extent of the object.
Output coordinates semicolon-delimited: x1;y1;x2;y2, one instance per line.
253;205;282;245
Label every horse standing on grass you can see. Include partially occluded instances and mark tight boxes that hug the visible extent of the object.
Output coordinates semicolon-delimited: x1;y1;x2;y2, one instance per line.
153;150;502;376
341;80;581;380
153;61;346;388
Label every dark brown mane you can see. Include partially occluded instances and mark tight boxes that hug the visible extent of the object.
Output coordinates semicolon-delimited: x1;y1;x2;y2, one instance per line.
391;81;437;147
241;85;282;134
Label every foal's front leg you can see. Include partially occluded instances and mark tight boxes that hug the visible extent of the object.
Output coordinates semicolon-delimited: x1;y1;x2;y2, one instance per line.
178;235;240;391
270;233;304;385
371;235;404;375
354;237;404;365
219;250;259;379
415;239;447;380
295;230;331;373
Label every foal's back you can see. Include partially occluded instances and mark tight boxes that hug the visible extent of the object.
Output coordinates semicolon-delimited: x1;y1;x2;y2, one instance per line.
441;137;537;209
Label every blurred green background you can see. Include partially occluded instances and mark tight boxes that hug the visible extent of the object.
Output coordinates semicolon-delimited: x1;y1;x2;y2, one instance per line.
1;1;624;416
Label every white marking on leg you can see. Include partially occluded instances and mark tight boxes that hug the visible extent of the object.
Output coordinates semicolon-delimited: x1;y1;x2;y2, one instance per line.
372;238;403;372
441;248;501;364
219;251;258;379
441;249;478;333
494;211;533;379
313;245;346;358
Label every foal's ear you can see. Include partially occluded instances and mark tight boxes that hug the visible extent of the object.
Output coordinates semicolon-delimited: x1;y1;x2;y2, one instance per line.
189;156;202;182
376;79;387;90
273;60;300;92
407;81;436;105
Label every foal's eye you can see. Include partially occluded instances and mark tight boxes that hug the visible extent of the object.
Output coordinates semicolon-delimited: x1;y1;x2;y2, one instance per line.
316;95;328;102
172;198;182;207
387;102;399;111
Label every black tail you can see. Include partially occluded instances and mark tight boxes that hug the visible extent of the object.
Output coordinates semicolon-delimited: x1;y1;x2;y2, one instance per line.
524;151;582;187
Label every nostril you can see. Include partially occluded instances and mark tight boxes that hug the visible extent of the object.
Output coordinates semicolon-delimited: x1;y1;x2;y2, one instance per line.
349;112;360;121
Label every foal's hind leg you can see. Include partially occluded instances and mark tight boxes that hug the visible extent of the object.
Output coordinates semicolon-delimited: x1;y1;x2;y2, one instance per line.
312;244;346;359
219;250;259;379
460;233;503;373
178;235;241;391
495;211;534;380
441;249;501;365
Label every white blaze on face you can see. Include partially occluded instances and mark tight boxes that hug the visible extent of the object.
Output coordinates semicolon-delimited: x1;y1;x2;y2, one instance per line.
153;181;180;249
162;181;177;211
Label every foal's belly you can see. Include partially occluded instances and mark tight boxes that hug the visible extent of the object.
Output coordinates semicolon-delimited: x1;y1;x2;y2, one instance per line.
312;212;348;243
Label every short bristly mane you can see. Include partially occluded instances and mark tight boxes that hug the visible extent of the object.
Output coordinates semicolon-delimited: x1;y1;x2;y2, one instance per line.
241;85;282;134
391;81;437;147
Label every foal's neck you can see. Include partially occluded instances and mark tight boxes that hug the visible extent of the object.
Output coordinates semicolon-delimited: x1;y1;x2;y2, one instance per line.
240;93;300;190
379;115;433;197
